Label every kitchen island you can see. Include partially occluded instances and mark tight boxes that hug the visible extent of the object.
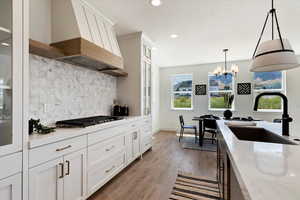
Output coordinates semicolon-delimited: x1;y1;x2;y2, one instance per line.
217;120;300;200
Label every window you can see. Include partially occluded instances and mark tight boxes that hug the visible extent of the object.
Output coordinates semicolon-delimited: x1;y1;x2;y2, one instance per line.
171;74;193;110
208;73;234;110
253;71;285;112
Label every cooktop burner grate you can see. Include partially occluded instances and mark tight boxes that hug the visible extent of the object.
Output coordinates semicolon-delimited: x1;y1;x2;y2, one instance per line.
56;116;124;128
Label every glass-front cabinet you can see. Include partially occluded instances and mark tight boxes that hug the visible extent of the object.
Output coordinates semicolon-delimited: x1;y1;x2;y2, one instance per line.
142;43;152;116
0;0;23;156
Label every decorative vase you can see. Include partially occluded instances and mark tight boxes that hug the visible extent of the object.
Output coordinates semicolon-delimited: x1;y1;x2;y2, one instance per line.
223;110;232;120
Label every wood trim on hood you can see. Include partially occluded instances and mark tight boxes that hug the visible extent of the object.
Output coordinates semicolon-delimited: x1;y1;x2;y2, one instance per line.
51;38;124;70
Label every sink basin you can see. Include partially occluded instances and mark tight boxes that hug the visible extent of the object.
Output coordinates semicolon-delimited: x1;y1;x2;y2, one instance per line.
228;126;297;145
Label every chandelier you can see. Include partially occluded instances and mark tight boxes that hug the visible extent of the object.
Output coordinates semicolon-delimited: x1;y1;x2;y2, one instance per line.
213;49;239;76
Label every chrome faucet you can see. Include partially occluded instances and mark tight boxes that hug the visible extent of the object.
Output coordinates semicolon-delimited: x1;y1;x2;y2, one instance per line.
254;92;293;136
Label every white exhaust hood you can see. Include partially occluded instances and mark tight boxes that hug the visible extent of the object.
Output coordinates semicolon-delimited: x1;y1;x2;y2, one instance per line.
30;0;124;71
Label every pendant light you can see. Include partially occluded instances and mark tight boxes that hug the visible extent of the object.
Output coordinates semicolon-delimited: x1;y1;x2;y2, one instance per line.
213;49;239;76
250;0;299;72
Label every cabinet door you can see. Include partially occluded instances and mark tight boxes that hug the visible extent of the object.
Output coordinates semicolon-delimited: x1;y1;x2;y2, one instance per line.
125;133;134;164
29;158;64;200
132;130;140;159
0;173;21;200
142;61;152;115
63;149;87;200
0;0;23;156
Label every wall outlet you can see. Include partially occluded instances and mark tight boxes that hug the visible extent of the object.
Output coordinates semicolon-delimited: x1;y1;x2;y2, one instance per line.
43;104;50;113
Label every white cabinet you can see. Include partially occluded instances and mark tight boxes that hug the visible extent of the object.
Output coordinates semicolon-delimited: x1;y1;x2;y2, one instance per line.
87;135;126;196
140;117;153;154
126;128;140;164
0;152;22;200
29;148;87;200
117;32;153;116
132;130;140;159
0;173;22;200
29;158;64;200
0;0;23;157
28;118;151;200
63;149;87;200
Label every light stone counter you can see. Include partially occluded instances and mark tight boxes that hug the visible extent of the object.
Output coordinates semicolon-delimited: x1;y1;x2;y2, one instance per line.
29;116;146;149
217;120;300;200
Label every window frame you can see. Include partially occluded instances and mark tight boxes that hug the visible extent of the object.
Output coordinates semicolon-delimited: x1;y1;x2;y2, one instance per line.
208;73;235;111
170;74;193;111
253;71;286;113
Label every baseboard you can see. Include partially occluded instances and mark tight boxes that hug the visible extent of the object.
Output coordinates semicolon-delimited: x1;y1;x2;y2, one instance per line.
158;129;177;133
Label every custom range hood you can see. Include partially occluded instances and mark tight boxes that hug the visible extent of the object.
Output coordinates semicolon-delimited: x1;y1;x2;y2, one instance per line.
31;0;124;73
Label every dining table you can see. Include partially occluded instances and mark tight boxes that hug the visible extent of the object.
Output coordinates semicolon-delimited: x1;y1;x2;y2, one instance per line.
192;117;205;146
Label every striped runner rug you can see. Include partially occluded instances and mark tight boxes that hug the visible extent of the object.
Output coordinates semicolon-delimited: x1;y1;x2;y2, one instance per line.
169;172;221;200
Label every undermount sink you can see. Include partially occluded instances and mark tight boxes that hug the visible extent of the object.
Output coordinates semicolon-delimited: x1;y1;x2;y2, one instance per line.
228;126;297;145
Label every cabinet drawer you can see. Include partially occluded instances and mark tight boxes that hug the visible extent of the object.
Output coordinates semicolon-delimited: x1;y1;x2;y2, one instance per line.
87;150;126;195
88;135;126;167
29;135;87;168
0;152;22;180
88;126;127;146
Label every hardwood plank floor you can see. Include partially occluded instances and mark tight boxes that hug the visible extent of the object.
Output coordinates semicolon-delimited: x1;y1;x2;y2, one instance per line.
88;131;217;200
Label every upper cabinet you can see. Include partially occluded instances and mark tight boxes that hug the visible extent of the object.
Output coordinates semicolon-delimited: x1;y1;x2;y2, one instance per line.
0;0;23;156
117;32;153;116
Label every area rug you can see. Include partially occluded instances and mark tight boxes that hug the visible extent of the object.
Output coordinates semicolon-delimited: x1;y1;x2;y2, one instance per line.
181;136;217;152
169;172;221;200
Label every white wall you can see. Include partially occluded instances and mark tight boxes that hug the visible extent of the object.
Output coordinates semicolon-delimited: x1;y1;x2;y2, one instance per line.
159;57;300;136
29;0;52;43
152;63;160;133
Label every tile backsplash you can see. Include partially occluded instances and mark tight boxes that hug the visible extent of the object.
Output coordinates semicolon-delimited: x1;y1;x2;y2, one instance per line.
29;55;117;125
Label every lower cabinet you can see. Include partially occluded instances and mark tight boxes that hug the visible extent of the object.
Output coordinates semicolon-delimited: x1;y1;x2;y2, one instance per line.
0;173;22;200
217;131;230;200
87;150;126;196
29;149;87;200
87;135;126;196
63;149;87;200
28;117;153;200
126;129;141;164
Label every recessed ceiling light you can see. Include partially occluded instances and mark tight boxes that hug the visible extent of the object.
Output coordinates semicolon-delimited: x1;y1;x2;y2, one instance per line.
1;42;10;47
170;34;178;39
150;0;162;7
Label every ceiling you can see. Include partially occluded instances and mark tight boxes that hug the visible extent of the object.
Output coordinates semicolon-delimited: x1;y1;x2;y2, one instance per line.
87;0;300;67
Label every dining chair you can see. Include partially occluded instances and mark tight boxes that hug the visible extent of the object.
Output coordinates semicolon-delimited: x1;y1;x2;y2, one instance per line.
179;115;197;142
203;118;218;144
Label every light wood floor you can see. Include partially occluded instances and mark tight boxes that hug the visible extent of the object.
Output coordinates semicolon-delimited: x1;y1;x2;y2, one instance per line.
88;131;217;200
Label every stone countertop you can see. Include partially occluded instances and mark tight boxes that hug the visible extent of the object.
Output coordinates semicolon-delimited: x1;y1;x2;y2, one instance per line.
29;116;146;149
217;120;300;200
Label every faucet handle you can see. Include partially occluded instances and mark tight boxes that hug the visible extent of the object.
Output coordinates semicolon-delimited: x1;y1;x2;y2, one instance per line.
283;116;293;123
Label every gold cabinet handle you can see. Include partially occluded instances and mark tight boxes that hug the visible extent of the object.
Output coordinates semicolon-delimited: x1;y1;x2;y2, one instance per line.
56;145;72;152
105;165;115;173
58;163;64;179
65;160;70;176
105;145;115;152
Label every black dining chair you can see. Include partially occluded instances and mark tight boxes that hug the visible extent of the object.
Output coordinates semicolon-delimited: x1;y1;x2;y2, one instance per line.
179;115;197;142
203;118;218;144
